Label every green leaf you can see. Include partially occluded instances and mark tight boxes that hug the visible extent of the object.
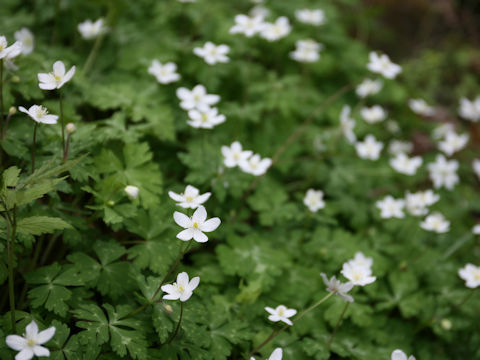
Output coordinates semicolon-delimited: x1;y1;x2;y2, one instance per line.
16;216;72;235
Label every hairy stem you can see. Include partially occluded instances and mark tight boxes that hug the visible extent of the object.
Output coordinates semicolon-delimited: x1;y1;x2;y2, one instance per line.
167;302;184;344
32;122;38;173
327;301;350;349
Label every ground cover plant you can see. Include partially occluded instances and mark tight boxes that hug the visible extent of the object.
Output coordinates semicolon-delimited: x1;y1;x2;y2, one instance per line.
0;0;480;359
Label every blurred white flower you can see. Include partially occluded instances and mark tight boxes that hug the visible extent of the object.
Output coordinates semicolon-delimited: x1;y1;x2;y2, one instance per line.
459;97;480;122
19;105;58;124
173;206;221;243
376;195;405;219
6;320;56;360
360;105;386;124
355;135;383;160
290;39;322;63
388;140;413;156
78;18;107;40
341;262;376;286
405;190;439;216
438;131;469;156
250;348;283;360
420;212;450;233
458;264;480;289
162;272;200;302
148;60;180;84
391;349;416;360
38;61;75;90
168;185;211;209
390;153;422;175
239;153;272;176
409;98;435;116
230;14;265;37
295;9;326;26
356;78;382;98
432;123;455;140
428;154;459;190
221;141;253;168
124;185;139;199
249;5;270;19
176;85;220;111
472;224;480;235
321;273;354;302
367;51;402;79
339;105;356;143
187;107;226;129
349;252;374;269
261;17;291;41
14;28;34;55
303;189;325;212
473;159;480;180
193;42;230;65
0;36;22;60
265;305;297;325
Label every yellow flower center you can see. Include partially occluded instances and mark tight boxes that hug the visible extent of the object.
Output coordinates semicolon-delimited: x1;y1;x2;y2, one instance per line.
178;285;185;293
27;339;36;346
201;113;209;122
54;74;62;82
193;222;199;229
186;196;193;202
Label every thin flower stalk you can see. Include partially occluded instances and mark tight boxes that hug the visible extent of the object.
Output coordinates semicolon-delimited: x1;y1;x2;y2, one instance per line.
167;302;184;344
31;123;38;173
326;301;350;349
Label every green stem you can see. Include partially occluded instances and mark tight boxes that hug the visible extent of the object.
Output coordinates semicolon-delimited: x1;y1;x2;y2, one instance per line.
327;301;350;349
32;122;38;173
4;209;16;333
167;302;184;344
83;33;105;76
2;111;13;139
59;91;65;160
63;133;71;162
0;59;4;135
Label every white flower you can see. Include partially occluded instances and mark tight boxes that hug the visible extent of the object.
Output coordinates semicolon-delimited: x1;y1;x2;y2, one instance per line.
355;135;383;160
250;348;283;360
349;252;374;269
19;105;58;125
420;212;450;233
168;185;211;209
473;159;480;180
193;42;230;65
6;320;56;360
408;98;435;116
339;105;356;143
356;79;383;98
438;131;469;156
360;105;386;124
295;9;326;26
124;185;139;199
239;153;272;176
78;18;107;40
459;97;480;122
341;262;376;286
265;305;297;326
391;349;416;360
367;51;402;79
249;5;270;19
289;39;322;63
187;107;226;129
230;14;266;37
176;85;220;112
376;196;405;219
148;60;180;84
173;206;220;243
38;61;75;90
433;123;455;140
388;140;413;155
458;264;480;288
472;224;480;235
14;28;34;55
221;141;253;168
303;189;325;212
390;153;422;175
321;273;354;302
161;272;200;302
261;17;291;41
428;154;459;190
0;36;22;60
405;190;439;216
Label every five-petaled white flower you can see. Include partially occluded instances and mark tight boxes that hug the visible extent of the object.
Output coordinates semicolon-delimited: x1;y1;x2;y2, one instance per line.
19;105;58;124
239;153;272;176
250;348;283;360
0;36;22;60
458;264;480;288
339;105;356;143
261;17;291;41
173;205;220;243
290;39;323;63
193;42;230;65
295;9;326;26
161;272;200;302
355;135;383;160
367;51;402;79
391;349;416;360
376;195;405;219
168;185;211;209
14;28;34;55
38;61;76;90
6;320;56;360
458;96;480;122
360;105;386;124
390;153;422;175
265;305;297;326
438;131;469;156
427;154;459;190
341;252;376;286
303;189;325;212
420;212;450;233
405;190;439;216
148;60;180;84
221;141;253;168
356;78;383;98
176;85;220;112
124;185;139;199
230;14;266;37
321;273;354;302
187;107;226;129
78;18;107;40
409;98;435;116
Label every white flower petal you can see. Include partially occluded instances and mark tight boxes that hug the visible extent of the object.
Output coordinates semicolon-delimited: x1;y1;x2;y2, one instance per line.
200;217;220;232
36;326;56;344
177;228;194;241
5;335;27;350
173;211;191;228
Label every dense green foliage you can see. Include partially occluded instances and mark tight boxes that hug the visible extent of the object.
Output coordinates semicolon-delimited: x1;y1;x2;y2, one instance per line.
0;0;479;359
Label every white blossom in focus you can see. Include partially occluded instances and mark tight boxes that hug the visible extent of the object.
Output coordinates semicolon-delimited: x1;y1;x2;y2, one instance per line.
6;320;56;360
161;272;200;301
321;273;354;302
173;206;221;243
38;61;75;90
265;305;297;326
168;185;211;209
19;105;58;125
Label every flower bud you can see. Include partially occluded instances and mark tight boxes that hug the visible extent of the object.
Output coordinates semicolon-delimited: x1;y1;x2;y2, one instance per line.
66;122;76;134
441;318;452;330
164;304;173;314
8;106;17;115
124;185;139;199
